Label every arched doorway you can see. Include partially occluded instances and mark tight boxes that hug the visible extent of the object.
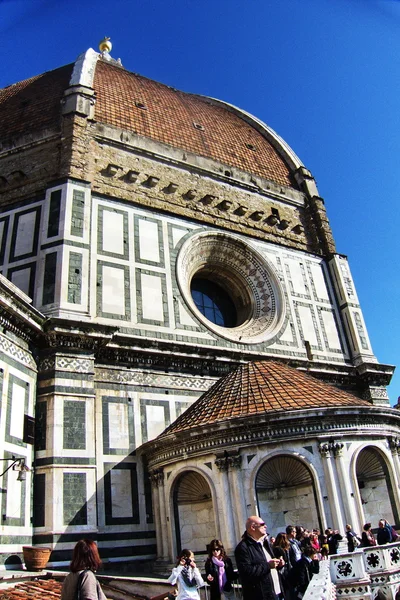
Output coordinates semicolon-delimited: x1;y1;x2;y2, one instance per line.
255;455;322;535
356;447;399;526
173;470;216;554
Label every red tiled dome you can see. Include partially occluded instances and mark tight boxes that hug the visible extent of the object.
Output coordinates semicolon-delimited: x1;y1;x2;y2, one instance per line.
93;61;295;188
0;65;73;142
0;58;297;189
159;361;371;437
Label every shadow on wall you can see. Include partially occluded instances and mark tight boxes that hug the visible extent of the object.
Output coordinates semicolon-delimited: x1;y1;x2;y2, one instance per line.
24;453;157;574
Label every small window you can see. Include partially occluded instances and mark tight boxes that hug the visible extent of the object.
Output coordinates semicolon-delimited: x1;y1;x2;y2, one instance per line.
23;415;35;445
245;143;256;151
135;101;147;110
193;122;205;131
191;277;236;327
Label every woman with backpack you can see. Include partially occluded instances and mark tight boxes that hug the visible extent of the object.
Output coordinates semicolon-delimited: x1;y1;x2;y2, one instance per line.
345;524;361;552
61;539;107;600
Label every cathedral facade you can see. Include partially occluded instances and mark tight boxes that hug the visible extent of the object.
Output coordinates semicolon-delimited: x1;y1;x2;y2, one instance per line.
0;43;397;568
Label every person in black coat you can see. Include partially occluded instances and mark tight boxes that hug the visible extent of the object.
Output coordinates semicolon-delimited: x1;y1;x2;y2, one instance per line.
235;516;284;600
326;528;343;555
293;545;319;599
377;519;392;545
205;539;237;600
273;533;294;600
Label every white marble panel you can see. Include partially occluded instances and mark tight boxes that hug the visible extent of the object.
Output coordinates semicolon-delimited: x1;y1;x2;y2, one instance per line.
310;263;329;301
278;322;295;342
110;469;133;518
102;266;125;315
178;300;198;326
287;260;307;295
138;220;160;262
178;499;215;553
108;403;129;449
6;469;22;519
146;405;165;440
14;213;35;257
258;483;317;537
10;382;25;439
102;211;124;255
141;274;163;321
172;227;187;248
298;305;318;346
321;310;342;350
10;268;30;297
359;476;395;528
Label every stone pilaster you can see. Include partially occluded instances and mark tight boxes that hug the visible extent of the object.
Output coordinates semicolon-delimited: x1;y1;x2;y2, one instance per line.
149;470;163;558
215;454;237;552
319;442;346;533
333;443;360;532
226;453;247;543
155;469;169;560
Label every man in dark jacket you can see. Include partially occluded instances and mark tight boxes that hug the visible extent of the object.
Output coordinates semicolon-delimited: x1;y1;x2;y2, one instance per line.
235;516;284;600
293;546;319;598
377;519;392;545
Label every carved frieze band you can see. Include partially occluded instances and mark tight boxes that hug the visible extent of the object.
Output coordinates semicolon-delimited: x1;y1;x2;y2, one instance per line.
96;368;215;391
0;333;36;370
39;355;94;373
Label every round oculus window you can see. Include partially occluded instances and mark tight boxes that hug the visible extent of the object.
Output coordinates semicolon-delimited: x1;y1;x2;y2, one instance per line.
176;232;286;344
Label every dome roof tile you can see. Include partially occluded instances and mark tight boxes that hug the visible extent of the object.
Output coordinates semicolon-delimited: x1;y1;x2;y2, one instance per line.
0;65;73;141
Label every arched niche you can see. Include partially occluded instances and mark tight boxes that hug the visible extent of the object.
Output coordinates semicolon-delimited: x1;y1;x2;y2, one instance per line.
255;455;322;536
172;470;216;554
356;447;399;527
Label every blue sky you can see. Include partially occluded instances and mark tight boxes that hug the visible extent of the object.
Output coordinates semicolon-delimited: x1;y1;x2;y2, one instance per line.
1;0;400;403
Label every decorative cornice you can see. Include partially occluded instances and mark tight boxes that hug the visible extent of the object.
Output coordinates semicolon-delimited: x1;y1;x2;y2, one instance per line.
42;319;117;353
144;407;400;469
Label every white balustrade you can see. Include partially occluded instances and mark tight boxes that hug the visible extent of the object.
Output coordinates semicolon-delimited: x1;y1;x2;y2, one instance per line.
303;559;336;600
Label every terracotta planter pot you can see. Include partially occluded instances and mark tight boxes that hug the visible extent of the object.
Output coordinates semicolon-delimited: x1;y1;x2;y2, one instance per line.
23;546;51;571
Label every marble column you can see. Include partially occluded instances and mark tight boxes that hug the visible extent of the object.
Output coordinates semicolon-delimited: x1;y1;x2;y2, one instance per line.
156;468;170;560
215;455;236;553
149;470;163;558
227;453;247;543
333;442;360;532
319;442;346;533
388;437;400;518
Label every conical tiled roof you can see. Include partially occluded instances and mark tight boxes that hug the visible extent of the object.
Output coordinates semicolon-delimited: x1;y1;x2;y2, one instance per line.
159;361;371;437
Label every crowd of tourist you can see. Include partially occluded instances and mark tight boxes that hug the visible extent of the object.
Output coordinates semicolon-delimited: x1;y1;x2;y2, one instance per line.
166;517;399;600
59;517;399;600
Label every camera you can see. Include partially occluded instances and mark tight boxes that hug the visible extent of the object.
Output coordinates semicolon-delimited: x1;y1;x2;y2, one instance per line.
185;558;192;567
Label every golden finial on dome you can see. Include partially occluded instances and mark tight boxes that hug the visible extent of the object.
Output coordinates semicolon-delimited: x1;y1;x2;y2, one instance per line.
99;37;112;54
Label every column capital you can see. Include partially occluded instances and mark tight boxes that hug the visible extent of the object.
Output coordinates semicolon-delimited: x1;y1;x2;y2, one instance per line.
319;442;332;458
388;437;400;455
215;451;242;471
149;468;164;487
319;440;344;458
